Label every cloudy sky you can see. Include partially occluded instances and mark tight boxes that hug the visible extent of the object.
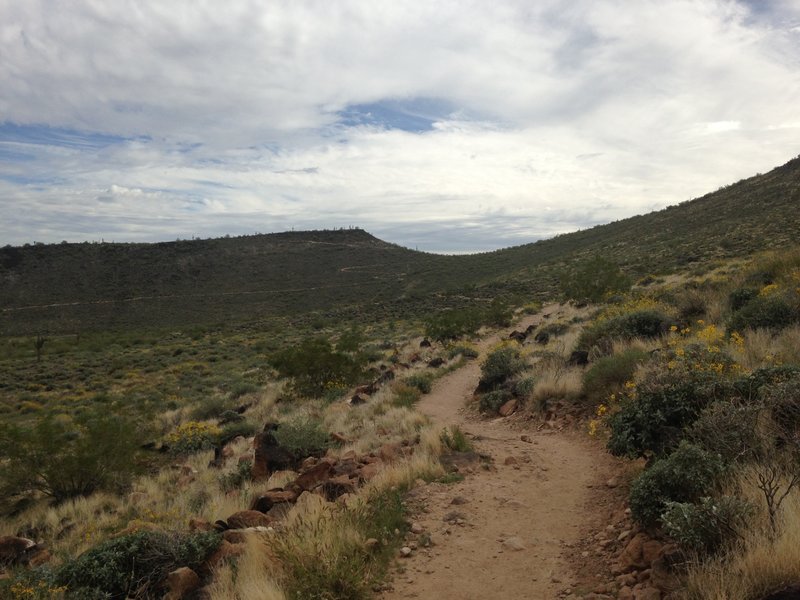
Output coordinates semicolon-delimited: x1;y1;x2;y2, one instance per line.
1;1;799;252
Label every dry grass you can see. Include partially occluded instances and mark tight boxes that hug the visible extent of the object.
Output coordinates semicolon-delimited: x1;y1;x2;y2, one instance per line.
683;485;800;600
206;534;286;600
530;368;583;409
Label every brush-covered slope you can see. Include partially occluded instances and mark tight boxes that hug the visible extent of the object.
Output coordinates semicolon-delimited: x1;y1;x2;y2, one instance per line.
1;155;799;335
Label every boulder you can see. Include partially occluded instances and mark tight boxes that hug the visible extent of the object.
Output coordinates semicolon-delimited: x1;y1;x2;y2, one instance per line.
498;398;518;416
534;331;550;345
616;533;649;572
567;350;589;366
0;536;37;566
509;331;526;343
349;394;369;406
226;510;272;529
188;518;215;532
359;462;382;481
164;567;201;600
204;540;245;572
379;443;401;463
321;475;357;500
428;357;445;368
763;586;800;600
252;423;296;479
420;338;432;348
294;461;334;491
260;489;299;504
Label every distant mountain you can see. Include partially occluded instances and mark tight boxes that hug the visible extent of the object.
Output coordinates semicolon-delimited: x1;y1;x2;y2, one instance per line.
2;155;798;335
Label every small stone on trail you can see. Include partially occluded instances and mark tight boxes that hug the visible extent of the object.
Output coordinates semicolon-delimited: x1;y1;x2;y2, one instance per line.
503;456;518;466
410;522;424;534
520;434;532;443
450;496;469;505
606;477;619;488
400;546;413;557
501;536;526;551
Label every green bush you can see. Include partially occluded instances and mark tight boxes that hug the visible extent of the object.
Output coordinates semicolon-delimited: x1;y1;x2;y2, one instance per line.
218;420;258;444
688;401;759;462
662;496;753;554
270;337;365;398
479;389;512;414
0;413;141;505
219;460;253;492
424;308;483;341
440;426;472;452
582;349;648;404
728;288;758;312
728;296;798;332
404;372;435;394
447;343;479;359
512;376;537;398
479;345;526;390
629;441;726;528
560;256;631;303
166;421;221;455
274;419;330;457
390;382;422;408
577;310;672;354
55;530;221;599
607;370;737;459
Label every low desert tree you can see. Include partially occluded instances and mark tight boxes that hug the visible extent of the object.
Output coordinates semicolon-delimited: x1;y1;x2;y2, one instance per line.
270;336;364;398
560;256;631;303
0;412;141;506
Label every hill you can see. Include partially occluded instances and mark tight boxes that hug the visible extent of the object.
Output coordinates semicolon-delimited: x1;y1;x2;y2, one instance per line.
1;155;799;335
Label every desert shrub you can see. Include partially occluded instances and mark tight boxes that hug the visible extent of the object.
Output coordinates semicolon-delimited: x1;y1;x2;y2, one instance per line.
447;343;479;359
274;419;330;457
189;395;234;421
688;401;760;462
0;413;141;505
404;372;435;394
512;375;537;398
274;490;405;600
607;366;745;460
560;256;631;303
479;389;512;414
729;287;759;312
629;441;726;528
537;322;571;337
482;298;513;328
440;425;472;452
577;310;672;354
390;382;422;408
229;381;259;399
218;419;258;443
479;345;526;390
270;337;365;398
424;307;484;341
582;348;648;404
219;460;253;492
166;421;221;455
55;530;221;599
662;496;753;554
728;296;798;333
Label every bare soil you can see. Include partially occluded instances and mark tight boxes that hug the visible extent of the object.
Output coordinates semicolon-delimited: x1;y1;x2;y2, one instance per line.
381;309;623;599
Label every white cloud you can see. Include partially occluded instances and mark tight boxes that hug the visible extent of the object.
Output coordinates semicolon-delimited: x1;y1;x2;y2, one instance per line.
0;0;799;251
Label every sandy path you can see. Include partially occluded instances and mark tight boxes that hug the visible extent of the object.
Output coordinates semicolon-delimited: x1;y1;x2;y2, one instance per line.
382;310;614;599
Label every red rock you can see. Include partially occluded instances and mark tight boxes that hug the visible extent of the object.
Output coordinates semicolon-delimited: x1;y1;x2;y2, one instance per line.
379;443;401;463
27;548;51;567
499;398;518;416
641;540;663;566
359;462;382;481
189;518;215;532
164;567;201;600
204;540;245;572
226;510;272;529
617;532;648;572
262;489;298;503
632;584;661;600
294;461;334;491
222;530;248;544
331;432;350;444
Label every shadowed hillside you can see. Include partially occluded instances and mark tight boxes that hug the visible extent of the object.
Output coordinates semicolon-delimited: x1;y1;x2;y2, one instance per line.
2;155;799;335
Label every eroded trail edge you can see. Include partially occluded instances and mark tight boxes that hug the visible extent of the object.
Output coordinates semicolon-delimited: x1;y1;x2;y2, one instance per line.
382;314;617;600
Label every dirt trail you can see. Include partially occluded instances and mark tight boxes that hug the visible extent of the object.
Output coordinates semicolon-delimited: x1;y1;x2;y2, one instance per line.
382;308;616;599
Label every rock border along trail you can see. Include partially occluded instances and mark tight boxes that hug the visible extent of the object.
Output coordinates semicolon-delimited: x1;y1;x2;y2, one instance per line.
382;308;619;600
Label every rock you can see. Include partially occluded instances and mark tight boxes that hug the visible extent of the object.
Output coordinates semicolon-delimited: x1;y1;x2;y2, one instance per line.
379;443;401;463
400;546;413;557
364;538;380;551
520;435;532;443
440;451;481;472
330;432;350;444
350;393;369;405
763;585;800;600
606;477;619;488
204;540;245;572
501;536;526;551
0;536;38;566
27;548;51;567
567;350;589;366
252;423;296;479
428;357;446;368
189;518;215;532
641;540;664;566
294;461;334;491
249;495;274;513
260;489;299;504
164;567;201;600
320;474;357;501
222;530;249;544
226;510;272;529
632;585;661;600
509;330;526;343
410;522;424;534
503;456;518;466
534;331;549;344
498;398;518;416
617;533;649;572
450;496;469;505
359;461;382;481
618;586;634;600
420;338;432;348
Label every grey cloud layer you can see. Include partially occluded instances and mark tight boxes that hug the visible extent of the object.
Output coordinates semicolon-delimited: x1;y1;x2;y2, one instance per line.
1;0;799;251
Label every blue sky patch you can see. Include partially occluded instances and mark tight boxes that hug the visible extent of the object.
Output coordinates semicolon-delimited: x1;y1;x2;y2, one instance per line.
337;97;456;132
0;122;128;151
